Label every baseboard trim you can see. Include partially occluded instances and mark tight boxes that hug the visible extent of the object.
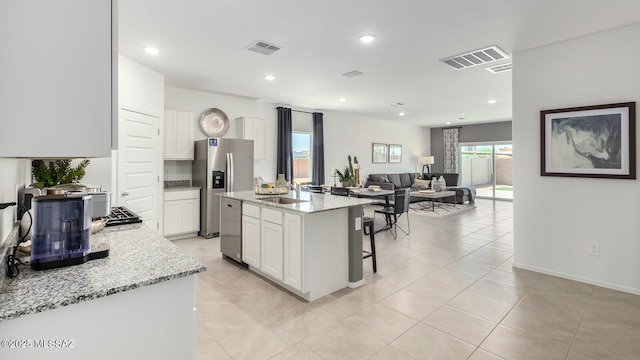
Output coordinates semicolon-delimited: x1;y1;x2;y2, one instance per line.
513;262;640;295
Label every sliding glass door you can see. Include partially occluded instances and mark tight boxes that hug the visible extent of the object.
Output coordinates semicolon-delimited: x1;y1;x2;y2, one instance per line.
459;143;513;200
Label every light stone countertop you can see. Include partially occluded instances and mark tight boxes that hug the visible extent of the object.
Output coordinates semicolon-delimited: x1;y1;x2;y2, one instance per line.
0;224;206;322
219;190;374;213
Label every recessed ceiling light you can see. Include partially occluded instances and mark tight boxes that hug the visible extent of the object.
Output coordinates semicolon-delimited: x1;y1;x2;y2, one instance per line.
399;112;405;116
264;74;276;81
358;34;376;43
144;47;159;55
446;122;451;125
339;97;347;102
488;99;497;104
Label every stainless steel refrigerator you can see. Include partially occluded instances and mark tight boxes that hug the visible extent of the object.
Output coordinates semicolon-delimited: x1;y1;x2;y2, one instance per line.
192;138;254;239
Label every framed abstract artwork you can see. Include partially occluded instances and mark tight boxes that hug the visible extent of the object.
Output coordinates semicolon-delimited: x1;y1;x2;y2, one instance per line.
388;144;402;163
372;143;387;163
540;102;636;179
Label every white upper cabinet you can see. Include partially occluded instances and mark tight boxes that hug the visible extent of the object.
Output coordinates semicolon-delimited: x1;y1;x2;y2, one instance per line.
0;0;115;158
237;117;267;160
164;110;194;160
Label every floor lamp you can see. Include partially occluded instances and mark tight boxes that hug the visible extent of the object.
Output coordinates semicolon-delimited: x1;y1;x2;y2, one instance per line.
421;156;434;177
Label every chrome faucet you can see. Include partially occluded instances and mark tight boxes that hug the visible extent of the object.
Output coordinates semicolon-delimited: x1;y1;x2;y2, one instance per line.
292;181;301;199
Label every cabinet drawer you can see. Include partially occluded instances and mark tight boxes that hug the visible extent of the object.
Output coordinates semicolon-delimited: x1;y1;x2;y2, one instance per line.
261;207;283;225
243;203;261;218
164;189;200;201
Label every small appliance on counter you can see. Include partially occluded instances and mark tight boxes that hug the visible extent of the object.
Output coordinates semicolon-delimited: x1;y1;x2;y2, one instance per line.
30;193;109;271
45;182;111;218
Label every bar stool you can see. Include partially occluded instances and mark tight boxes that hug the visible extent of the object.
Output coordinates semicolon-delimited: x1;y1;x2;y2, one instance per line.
362;216;377;273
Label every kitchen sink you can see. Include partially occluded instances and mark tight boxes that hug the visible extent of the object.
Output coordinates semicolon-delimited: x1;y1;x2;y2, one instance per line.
260;197;309;205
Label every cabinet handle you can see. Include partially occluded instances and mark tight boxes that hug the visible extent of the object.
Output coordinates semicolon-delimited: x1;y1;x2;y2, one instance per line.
227;204;232;207
121;191;129;197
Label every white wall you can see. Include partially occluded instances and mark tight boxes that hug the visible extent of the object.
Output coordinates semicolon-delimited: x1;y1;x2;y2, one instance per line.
513;23;640;294
164;86;277;182
320;110;428;179
165;86;430;184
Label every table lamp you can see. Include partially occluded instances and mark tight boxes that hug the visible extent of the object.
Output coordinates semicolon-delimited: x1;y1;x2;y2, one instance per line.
421;156;434;175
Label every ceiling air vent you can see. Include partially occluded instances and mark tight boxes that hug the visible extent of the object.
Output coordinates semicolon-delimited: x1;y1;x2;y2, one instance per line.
247;40;281;55
341;70;364;78
486;63;512;74
440;45;509;70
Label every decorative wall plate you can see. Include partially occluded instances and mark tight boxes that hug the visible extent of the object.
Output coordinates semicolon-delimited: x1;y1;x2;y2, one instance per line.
199;108;229;137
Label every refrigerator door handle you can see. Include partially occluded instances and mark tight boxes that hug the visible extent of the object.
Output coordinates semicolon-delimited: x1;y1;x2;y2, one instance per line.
227;153;234;192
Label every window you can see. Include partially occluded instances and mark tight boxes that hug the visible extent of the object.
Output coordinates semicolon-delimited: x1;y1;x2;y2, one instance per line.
292;132;312;183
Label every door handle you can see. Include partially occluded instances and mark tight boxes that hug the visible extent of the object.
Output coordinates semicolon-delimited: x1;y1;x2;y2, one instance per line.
121;191;129;197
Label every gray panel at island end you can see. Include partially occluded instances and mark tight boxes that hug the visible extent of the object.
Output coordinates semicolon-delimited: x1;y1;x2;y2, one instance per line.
348;205;364;285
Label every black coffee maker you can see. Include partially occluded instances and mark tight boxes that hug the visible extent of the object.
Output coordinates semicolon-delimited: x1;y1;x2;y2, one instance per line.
31;193;92;270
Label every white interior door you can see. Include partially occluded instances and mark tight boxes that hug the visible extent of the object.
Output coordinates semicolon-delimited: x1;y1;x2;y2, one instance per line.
117;108;160;230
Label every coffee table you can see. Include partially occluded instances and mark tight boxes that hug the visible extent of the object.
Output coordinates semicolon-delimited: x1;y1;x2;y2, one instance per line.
411;190;457;211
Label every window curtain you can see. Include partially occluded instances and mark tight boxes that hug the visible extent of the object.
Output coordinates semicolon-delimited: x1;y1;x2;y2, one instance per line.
312;112;325;185
443;128;459;173
276;107;294;182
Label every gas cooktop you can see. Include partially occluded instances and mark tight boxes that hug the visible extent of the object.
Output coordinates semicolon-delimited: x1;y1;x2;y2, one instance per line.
105;206;143;227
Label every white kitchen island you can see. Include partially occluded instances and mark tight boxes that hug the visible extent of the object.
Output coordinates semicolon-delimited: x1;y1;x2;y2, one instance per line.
220;190;373;301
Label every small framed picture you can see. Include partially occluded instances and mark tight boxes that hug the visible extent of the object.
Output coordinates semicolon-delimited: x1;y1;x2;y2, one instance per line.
388;144;402;163
372;143;387;163
540;102;636;179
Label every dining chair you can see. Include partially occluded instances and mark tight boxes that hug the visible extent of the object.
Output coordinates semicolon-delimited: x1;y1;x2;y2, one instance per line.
373;188;410;239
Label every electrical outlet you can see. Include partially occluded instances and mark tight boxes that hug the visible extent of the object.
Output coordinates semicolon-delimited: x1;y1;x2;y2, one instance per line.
355;216;361;231
588;242;600;256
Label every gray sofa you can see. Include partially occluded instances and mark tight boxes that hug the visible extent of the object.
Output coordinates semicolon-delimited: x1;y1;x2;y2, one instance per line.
364;172;475;204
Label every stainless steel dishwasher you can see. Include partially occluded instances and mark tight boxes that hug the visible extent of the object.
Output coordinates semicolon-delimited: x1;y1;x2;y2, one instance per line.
220;197;244;264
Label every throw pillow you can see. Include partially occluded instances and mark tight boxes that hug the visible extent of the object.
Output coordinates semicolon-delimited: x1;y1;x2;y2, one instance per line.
412;179;431;189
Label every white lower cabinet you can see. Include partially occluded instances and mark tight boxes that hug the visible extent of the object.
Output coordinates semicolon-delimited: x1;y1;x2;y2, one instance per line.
164;189;200;239
241;202;346;301
242;204;261;268
241;205;304;290
260;207;284;281
283;213;303;291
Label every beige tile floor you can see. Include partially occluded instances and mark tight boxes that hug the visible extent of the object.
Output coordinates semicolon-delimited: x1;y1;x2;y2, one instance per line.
174;199;640;360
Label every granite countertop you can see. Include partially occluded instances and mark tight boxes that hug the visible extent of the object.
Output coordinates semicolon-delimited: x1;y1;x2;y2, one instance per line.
0;224;206;322
219;190;373;214
164;180;200;192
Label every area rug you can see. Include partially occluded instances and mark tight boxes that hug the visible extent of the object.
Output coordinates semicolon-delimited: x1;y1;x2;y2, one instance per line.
409;202;476;218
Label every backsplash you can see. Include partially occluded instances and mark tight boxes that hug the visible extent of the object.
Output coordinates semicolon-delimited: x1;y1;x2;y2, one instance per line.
164;180;191;188
0;158;30;245
164;160;192;182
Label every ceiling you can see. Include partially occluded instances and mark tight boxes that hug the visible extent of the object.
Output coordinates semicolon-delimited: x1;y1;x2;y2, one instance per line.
118;0;640;127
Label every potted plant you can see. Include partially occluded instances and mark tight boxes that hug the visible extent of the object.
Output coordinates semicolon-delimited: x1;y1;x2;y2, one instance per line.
335;155;358;187
31;159;90;188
